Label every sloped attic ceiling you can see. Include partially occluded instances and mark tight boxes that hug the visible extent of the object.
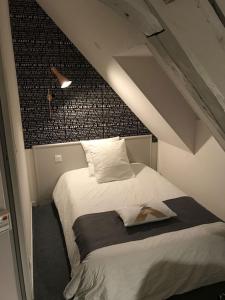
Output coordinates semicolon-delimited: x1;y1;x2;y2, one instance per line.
37;0;224;153
99;0;225;151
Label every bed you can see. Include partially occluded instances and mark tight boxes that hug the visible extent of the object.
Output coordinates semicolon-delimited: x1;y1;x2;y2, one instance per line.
53;163;225;300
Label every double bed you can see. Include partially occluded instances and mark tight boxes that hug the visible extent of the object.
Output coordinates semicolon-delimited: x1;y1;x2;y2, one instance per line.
33;135;225;299
53;163;225;300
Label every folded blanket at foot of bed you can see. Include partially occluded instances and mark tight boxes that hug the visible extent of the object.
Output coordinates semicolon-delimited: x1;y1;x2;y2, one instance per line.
73;196;220;261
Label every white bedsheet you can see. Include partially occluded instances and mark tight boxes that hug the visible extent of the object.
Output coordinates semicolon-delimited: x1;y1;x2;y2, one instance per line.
53;163;225;300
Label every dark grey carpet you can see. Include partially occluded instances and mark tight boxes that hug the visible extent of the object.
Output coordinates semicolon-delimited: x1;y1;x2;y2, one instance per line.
33;203;225;300
33;202;70;300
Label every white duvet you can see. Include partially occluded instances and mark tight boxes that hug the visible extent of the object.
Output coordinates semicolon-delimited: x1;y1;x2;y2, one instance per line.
53;163;225;300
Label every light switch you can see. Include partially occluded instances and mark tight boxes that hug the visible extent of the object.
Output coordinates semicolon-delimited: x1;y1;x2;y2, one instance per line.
55;154;63;163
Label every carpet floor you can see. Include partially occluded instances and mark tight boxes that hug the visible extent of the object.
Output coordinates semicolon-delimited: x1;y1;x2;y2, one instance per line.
33;202;70;300
33;203;225;300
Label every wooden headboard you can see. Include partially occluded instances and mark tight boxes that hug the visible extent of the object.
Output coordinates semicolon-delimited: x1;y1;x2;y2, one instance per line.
32;135;152;202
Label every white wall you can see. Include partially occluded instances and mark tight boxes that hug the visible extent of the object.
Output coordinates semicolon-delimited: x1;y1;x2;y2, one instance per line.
116;55;197;151
0;1;33;298
26;150;38;205
158;124;225;221
0;171;5;208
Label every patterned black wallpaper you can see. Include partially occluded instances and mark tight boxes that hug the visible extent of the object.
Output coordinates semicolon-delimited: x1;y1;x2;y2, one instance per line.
9;0;150;149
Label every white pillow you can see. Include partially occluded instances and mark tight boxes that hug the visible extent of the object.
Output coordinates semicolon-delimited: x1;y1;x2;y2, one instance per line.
81;137;119;176
91;139;134;183
116;201;177;227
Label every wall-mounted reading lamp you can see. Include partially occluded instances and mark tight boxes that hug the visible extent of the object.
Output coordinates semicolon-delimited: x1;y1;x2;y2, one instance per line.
47;67;72;118
51;67;72;88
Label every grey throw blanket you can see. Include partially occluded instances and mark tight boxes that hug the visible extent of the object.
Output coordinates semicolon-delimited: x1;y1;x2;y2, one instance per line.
73;197;220;261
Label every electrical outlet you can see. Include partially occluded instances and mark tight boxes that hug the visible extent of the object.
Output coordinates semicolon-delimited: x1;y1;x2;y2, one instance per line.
55;154;63;163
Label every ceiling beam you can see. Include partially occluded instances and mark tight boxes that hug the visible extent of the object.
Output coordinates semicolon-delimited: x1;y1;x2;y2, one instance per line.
99;0;164;37
144;0;225;151
209;0;225;27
